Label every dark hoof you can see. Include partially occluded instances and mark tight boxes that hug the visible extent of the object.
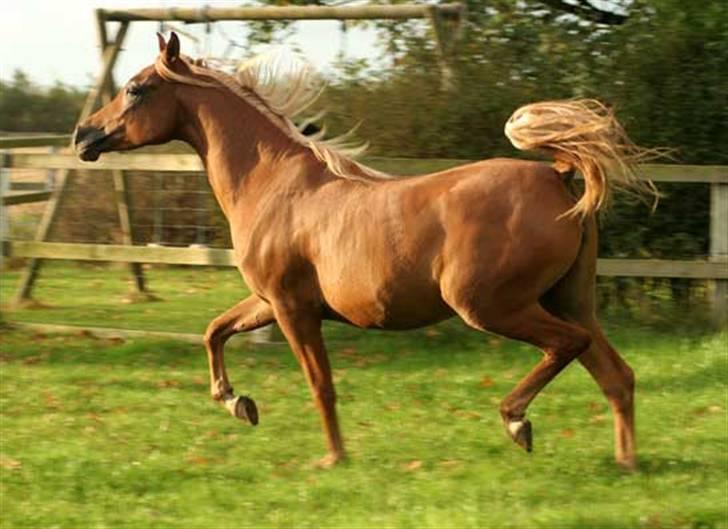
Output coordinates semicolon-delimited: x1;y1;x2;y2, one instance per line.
507;419;532;452
235;395;259;425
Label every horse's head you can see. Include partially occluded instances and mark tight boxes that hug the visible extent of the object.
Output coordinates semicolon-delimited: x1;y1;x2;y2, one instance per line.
74;33;189;161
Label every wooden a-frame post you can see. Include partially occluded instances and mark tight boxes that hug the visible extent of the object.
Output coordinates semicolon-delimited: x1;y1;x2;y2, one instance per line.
94;12;150;299
14;18;149;303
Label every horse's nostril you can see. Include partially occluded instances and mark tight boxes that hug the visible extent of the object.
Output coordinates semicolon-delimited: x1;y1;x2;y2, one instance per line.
74;126;108;149
74;126;94;146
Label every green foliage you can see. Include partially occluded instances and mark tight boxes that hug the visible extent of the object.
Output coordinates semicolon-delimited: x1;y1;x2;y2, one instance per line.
0;71;85;133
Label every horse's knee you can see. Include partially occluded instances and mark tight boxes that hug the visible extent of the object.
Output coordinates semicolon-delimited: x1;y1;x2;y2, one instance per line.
204;318;227;350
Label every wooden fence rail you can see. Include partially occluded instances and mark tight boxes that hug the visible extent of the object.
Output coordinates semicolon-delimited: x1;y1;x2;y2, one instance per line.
2;149;728;183
99;3;464;22
2;241;727;281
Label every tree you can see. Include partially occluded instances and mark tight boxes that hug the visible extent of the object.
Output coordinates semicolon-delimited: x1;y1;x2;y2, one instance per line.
0;71;85;133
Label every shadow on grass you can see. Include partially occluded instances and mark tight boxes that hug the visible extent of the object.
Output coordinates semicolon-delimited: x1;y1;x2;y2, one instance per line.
591;453;716;477
1;324;529;373
638;361;727;393
639;454;719;476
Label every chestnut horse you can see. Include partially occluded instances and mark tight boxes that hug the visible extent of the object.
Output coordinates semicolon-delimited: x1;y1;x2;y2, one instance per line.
75;33;652;469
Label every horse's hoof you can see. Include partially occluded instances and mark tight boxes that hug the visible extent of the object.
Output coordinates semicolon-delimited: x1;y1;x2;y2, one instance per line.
235;395;259;425
507;419;532;452
616;457;637;472
314;452;344;469
225;395;258;425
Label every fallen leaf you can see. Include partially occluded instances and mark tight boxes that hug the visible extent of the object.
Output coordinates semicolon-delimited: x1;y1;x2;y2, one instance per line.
693;405;723;416
405;460;422;471
453;409;483;420
559;428;575;438
86;413;104;423
439;459;461;468
43;392;61;410
0;456;21;470
338;347;357;359
22;355;46;365
479;376;494;388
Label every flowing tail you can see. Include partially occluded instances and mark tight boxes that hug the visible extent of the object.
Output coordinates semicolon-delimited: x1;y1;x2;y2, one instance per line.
504;99;659;219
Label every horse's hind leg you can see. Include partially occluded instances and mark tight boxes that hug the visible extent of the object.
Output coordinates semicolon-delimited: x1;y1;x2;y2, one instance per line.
459;304;592;452
577;324;636;469
542;216;636;469
204;294;275;423
546;295;636;469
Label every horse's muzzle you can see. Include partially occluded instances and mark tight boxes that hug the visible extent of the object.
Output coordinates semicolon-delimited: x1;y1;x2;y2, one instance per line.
73;125;108;162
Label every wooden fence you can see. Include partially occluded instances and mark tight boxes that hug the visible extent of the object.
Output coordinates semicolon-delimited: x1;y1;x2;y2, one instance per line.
1;135;726;325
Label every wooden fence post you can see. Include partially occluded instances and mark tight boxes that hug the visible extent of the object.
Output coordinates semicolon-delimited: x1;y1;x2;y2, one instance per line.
427;4;465;91
0;151;9;272
710;182;728;328
0;152;7;327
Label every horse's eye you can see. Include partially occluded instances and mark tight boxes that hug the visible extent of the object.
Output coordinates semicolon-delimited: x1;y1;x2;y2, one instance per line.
126;84;144;98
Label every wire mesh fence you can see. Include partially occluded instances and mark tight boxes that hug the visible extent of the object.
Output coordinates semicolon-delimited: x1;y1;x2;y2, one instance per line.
6;168;231;249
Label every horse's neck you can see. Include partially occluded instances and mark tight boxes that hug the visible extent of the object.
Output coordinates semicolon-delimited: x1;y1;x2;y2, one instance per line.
176;88;325;218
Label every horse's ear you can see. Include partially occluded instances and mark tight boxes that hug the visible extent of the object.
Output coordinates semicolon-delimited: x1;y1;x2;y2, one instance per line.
164;32;181;63
157;32;167;53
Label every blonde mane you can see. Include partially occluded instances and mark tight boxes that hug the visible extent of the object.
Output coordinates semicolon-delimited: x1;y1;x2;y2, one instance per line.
155;50;390;182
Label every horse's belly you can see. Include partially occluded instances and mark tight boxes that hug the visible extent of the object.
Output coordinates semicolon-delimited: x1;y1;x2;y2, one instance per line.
320;279;453;330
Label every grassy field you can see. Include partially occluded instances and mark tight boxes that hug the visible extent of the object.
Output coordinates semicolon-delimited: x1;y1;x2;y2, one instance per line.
0;264;726;528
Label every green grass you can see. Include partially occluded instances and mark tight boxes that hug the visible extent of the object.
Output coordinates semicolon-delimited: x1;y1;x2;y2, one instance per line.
0;263;247;334
1;264;727;528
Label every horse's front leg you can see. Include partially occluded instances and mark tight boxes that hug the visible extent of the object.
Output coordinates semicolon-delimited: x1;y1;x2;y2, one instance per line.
272;301;345;467
204;294;274;423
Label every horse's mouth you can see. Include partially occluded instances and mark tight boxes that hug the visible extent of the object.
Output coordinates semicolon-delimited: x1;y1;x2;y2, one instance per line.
74;129;118;162
78;145;102;162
